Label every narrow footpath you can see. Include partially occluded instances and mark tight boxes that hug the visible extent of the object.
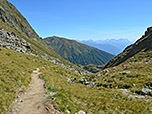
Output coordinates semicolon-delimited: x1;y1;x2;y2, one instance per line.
10;68;62;114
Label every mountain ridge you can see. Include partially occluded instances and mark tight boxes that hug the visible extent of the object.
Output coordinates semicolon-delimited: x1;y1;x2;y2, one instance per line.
0;0;40;41
44;36;114;65
104;27;152;68
80;38;132;55
0;0;75;67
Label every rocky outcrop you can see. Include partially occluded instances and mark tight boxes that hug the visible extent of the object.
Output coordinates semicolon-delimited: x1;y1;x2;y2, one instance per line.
104;27;152;68
0;29;32;53
0;0;40;41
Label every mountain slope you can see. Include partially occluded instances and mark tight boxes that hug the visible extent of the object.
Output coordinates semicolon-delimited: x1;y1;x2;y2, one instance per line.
0;1;152;114
104;27;152;68
0;0;74;67
80;39;132;55
40;46;152;114
0;0;39;41
43;36;114;65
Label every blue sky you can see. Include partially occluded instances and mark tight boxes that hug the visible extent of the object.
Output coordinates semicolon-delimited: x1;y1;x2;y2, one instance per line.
8;0;152;41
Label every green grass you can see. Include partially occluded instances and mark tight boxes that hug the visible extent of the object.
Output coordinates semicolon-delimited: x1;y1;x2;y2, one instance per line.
0;0;40;39
1;0;151;113
0;48;152;114
93;49;152;93
0;0;73;67
40;64;152;114
0;19;74;68
0;48;35;113
0;47;81;113
0;47;69;113
44;36;114;65
39;49;152;114
83;64;104;73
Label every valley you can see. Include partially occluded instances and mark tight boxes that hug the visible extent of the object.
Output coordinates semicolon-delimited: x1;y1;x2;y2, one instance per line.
0;0;152;114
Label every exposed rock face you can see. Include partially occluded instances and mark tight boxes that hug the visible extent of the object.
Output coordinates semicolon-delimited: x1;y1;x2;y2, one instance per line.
104;27;152;68
0;0;40;41
0;29;32;53
0;0;69;67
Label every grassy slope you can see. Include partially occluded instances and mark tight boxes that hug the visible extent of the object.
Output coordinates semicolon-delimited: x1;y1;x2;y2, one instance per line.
0;48;38;113
0;48;79;113
1;12;152;114
0;19;73;67
40;50;152;114
0;0;39;39
94;49;152;91
0;1;152;113
1;47;152;114
0;0;73;66
104;27;152;68
44;36;114;65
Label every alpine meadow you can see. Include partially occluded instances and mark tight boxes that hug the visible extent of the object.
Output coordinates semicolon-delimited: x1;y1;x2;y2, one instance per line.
0;0;152;114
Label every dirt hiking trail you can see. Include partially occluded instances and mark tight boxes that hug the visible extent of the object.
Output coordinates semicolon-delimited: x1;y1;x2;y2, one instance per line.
10;68;62;114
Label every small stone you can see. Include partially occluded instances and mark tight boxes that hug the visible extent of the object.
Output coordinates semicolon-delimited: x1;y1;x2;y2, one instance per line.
17;95;20;98
128;95;145;99
144;99;150;102
72;78;77;83
66;110;71;113
79;78;86;83
97;74;102;77
133;83;136;86
115;86;118;89
140;88;152;94
67;78;71;82
120;71;131;75
108;84;113;89
84;82;90;86
75;110;86;114
113;95;117;98
51;97;56;101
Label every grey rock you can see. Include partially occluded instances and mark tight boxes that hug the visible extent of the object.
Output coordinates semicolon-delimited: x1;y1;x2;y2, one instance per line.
79;78;86;83
133;83;136;86
140;88;152;94
66;110;71;114
67;78;71;82
72;78;77;83
84;82;90;86
120;71;130;75
84;82;95;86
97;74;102;77
115;86;118;89
0;29;33;54
128;95;145;99
113;95;117;98
75;110;86;114
120;89;131;95
108;84;113;89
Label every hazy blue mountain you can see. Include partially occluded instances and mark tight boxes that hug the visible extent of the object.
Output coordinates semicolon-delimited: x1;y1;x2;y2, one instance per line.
80;39;132;55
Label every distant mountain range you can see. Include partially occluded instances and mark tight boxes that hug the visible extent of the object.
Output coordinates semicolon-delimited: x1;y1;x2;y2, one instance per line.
43;36;114;65
1;0;152;114
104;27;152;68
80;39;132;55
